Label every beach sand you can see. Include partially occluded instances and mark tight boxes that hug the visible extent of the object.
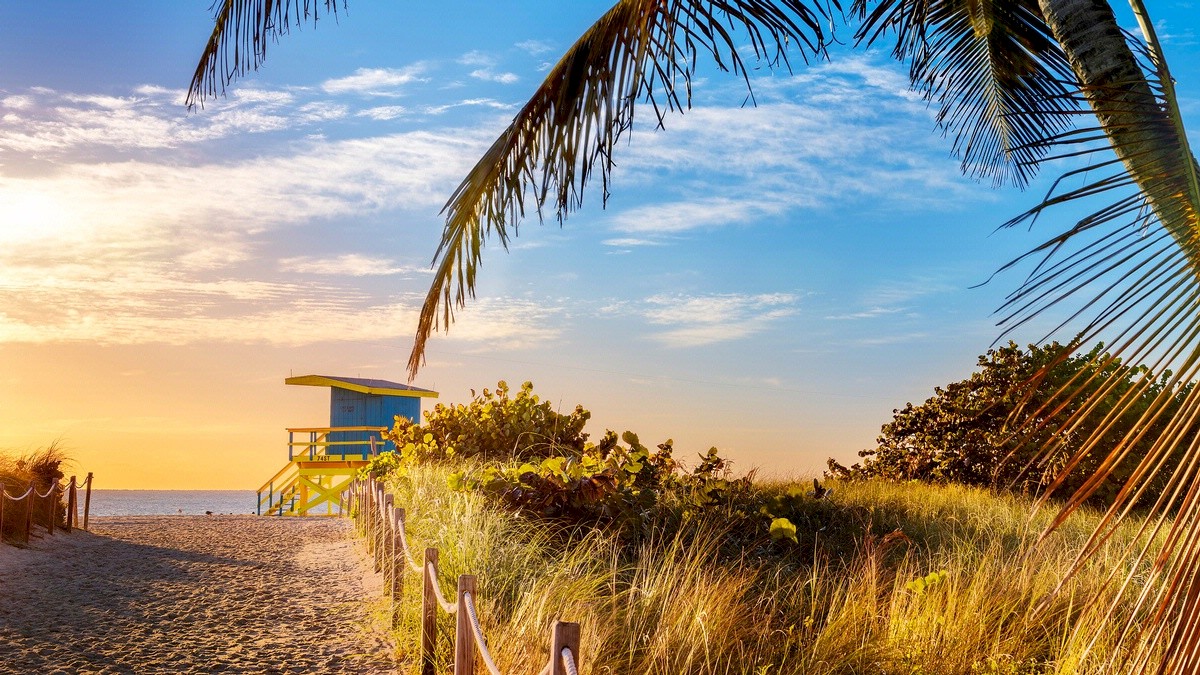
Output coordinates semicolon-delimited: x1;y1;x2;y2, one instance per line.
0;516;396;674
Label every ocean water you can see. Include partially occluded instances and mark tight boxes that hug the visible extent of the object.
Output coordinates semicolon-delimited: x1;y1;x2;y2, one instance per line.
87;490;258;516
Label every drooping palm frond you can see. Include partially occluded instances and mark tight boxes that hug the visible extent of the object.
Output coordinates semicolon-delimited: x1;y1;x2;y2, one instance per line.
854;0;1078;187
405;0;834;377
186;0;343;109
969;0;1200;671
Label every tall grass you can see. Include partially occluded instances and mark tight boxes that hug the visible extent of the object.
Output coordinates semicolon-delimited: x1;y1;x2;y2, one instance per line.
382;468;1161;674
1;442;70;542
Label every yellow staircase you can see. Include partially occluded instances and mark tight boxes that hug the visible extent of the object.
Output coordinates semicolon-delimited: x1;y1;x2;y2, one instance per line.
257;427;386;516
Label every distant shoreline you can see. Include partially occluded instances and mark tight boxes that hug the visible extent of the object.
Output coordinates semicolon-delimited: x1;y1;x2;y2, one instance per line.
87;489;257;517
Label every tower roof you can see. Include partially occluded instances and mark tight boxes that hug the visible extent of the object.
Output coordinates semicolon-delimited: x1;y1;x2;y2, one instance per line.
285;375;439;398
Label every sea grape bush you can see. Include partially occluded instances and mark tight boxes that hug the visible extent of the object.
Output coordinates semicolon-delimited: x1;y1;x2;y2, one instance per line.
369;380;835;550
447;431;754;535
828;342;1193;504
383;380;591;463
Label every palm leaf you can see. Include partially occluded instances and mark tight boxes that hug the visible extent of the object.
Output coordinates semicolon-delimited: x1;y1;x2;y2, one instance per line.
405;0;833;377
979;4;1200;671
186;0;342;109
861;0;1200;668
854;0;1079;187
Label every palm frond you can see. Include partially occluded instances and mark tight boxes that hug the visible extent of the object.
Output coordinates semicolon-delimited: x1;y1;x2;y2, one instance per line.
853;0;1078;187
407;0;834;378
978;2;1200;669
187;0;342;109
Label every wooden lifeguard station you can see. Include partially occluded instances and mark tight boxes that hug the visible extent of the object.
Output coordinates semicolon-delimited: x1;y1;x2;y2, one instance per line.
257;375;438;516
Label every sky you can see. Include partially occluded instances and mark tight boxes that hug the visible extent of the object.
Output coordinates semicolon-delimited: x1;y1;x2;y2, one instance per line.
1;2;1198;489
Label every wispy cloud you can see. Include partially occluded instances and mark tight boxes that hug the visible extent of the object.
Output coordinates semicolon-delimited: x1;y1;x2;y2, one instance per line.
458;50;519;84
1154;18;1198;46
422;98;513;115
598;55;982;244
608;197;788;235
438;297;566;349
470;70;520;84
640;293;798;347
825;306;908;321
357;105;408;120
0;86;318;154
0;259;562;350
458;51;494;67
602;237;663;247
321;65;427;96
854;331;931;346
279;254;429;277
0;128;483;262
515;39;554;55
862;276;957;306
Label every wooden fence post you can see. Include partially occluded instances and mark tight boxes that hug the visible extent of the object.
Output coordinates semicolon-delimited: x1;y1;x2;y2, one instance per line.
66;476;77;532
550;621;581;675
383;495;394;587
46;484;56;536
455;574;477;675
352;481;360;529
374;485;385;573
360;481;367;531
364;479;374;553
23;489;33;544
421;548;439;675
383;494;396;617
0;491;6;544
83;472;93;532
392;507;405;626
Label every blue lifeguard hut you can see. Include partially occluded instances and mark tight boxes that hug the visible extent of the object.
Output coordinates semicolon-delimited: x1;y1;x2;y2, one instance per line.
257;375;438;516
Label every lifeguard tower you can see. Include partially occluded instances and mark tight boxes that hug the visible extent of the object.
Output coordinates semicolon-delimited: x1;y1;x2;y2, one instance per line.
257;375;438;516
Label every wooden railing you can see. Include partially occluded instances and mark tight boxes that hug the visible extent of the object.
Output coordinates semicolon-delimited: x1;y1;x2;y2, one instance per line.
287;426;388;461
256;462;301;516
257;428;387;515
1;473;93;546
344;477;582;675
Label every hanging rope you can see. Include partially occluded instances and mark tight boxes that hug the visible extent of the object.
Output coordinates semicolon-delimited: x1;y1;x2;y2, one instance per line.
2;486;35;501
396;513;425;574
463;591;503;675
426;561;459;614
560;647;579;675
347;478;581;675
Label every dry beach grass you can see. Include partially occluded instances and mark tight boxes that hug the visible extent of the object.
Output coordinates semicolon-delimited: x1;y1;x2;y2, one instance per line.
0;515;395;674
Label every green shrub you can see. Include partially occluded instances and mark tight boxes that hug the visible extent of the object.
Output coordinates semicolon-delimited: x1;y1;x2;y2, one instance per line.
448;432;752;534
371;382;843;557
828;342;1192;504
383;380;590;463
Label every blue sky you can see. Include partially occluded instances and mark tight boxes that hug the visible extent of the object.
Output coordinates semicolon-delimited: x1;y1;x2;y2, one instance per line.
1;2;1197;488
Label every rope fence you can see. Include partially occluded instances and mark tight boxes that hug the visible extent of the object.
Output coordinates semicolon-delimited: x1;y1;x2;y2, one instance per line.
342;477;582;675
1;472;94;546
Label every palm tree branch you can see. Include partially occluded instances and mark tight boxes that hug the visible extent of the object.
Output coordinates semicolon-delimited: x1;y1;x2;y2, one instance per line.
854;0;1078;187
407;0;833;377
187;0;342;109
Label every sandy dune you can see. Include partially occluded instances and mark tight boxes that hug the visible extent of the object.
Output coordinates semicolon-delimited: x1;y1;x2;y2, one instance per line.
0;516;396;674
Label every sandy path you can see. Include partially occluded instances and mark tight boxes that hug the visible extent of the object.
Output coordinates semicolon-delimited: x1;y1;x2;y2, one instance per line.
0;516;396;674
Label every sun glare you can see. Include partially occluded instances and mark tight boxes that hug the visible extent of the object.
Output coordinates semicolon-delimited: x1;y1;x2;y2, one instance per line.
0;188;77;245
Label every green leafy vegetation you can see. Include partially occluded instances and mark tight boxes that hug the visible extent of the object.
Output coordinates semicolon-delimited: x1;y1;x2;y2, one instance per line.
192;2;1200;667
828;342;1192;504
373;381;877;568
364;381;1163;672
383;380;590;463
381;464;1161;674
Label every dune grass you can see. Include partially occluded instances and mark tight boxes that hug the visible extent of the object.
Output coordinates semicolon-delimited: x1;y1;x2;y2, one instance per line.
1;442;71;542
378;467;1159;674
